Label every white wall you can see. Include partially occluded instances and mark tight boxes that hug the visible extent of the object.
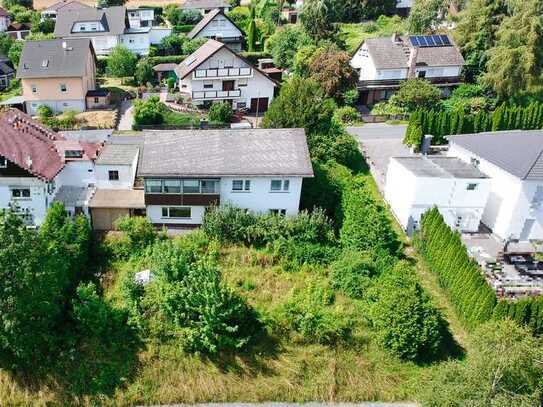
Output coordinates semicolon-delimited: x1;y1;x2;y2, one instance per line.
197;14;243;40
415;65;461;78
56;161;96;187
396;0;413;8
120;33;150;55
220;176;302;216
95;163;136;189
147;204;206;225
90;35;119;55
26;99;86;115
0;177;53;225
149;27;172;45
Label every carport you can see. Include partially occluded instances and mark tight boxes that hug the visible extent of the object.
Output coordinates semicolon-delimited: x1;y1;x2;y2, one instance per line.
89;189;145;230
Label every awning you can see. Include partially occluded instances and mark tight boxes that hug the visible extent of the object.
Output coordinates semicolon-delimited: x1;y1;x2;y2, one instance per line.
89;189;145;209
0;95;25;105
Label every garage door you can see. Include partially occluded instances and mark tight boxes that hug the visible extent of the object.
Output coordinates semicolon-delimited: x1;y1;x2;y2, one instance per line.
91;208;130;230
250;97;269;113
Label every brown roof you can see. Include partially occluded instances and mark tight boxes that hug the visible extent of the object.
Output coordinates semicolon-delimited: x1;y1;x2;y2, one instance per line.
0;109;65;180
89;188;145;208
44;0;91;12
153;63;178;72
7;23;31;31
187;8;242;40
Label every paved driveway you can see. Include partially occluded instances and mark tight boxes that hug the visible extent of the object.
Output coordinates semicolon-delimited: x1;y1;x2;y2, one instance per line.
347;124;411;192
118;100;134;131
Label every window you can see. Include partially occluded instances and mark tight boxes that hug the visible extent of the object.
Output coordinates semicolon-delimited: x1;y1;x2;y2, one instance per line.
108;170;119;181
11;188;30;199
203;80;213;89
467;183;478;191
65;150;83;158
41;59;49;68
80;25;86;31
129;39;134;43
417;70;426;78
270;180;282;191
471;157;480;167
0;156;6;168
283;180;290;191
94;97;99;103
201;180;218;193
244;180;251;191
59;83;67;92
164;179;181;193
31;84;37;93
270;209;286;216
183;180;200;193
145;179;162;193
238;79;248;87
232;180;243;191
162;206;191;219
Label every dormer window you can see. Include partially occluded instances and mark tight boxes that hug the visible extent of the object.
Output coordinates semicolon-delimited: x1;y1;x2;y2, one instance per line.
41;59;48;68
65;150;83;158
0;156;7;168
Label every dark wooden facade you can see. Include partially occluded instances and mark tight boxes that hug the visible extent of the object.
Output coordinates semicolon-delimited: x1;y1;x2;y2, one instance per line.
144;193;220;206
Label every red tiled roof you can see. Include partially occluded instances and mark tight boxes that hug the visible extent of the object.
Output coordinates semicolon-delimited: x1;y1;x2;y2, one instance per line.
0;109;65;180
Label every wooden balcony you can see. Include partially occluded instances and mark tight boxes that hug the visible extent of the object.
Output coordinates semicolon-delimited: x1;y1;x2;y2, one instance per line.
358;76;462;89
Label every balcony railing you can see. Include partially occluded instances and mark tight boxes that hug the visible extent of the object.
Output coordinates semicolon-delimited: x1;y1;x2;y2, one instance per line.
359;76;462;89
193;67;252;79
192;89;242;100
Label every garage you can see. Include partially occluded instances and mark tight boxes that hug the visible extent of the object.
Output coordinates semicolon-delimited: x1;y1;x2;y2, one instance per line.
89;189;146;230
250;97;269;113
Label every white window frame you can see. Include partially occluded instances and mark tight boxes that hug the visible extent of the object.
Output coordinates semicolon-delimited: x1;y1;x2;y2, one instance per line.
270;179;290;192
11;188;31;200
161;206;192;219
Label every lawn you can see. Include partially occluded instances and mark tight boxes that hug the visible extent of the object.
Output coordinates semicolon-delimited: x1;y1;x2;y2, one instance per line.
339;16;408;54
163;109;201;127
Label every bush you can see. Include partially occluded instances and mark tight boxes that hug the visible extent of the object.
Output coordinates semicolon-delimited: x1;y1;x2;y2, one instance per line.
272;238;339;270
366;262;450;362
333;106;360;125
208;101;233;123
330;250;380;299
389;79;442;112
342;88;359;106
280;281;352;345
37;104;53;118
114;216;158;256
133;96;166;126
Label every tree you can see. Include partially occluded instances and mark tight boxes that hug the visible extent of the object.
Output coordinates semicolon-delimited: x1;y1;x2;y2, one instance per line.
208;101;233;123
2;0;32;9
482;0;543;100
159;33;186;55
265;24;313;69
389;79;442;112
247;3;257;52
262;77;336;135
7;40;22;67
407;0;448;34
135;59;154;85
37;104;53;118
38;17;55;34
133;96;166;126
182;38;207;55
307;45;358;100
421;319;543;406
106;45;137;77
0;32;13;57
299;0;336;42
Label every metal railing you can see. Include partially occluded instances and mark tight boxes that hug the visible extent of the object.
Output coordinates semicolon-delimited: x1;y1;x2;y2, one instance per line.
194;67;252;79
192;89;242;100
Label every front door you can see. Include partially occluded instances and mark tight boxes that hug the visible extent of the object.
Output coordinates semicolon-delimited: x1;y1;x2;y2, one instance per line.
520;219;536;241
250;97;269;113
222;80;235;91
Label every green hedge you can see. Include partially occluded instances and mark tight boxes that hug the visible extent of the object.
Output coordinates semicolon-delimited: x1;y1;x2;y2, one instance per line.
173;24;195;33
148;55;187;65
404;102;543;147
493;297;543;336
416;207;496;328
240;51;271;65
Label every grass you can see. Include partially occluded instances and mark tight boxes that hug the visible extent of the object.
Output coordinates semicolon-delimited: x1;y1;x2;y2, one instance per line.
339;16;408;54
163;109;201;127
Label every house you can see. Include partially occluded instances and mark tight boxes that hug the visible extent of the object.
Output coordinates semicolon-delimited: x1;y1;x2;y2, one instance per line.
176;39;276;112
54;5;171;56
350;34;464;105
181;0;231;15
16;38;97;115
138;128;313;228
187;8;244;52
41;0;91;21
385;156;490;234
86;89;111;109
0;61;14;90
448;130;543;241
0;7;10;31
6;23;32;40
127;7;156;28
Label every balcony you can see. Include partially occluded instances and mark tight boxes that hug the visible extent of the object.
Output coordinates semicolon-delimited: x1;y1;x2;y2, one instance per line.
192;89;242;100
193;67;252;80
358;76;462;89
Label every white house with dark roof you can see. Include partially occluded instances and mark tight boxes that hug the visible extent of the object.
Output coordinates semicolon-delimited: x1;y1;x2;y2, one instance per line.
41;0;91;21
176;39;276;111
448;131;543;241
350;34;464;105
54;5;171;55
181;0;231;15
187;8;244;52
138;128;313;228
385;155;490;234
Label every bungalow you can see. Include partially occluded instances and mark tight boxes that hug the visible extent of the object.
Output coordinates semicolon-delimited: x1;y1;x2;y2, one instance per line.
187;8;244;52
53;5;171;55
176;39;276;112
138;128;313;228
181;0;231;15
350;33;464;105
16;38;97;115
40;0;91;21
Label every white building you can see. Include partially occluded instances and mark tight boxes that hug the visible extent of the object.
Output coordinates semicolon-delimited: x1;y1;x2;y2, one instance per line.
350;34;464;105
54;6;171;56
176;39;276;112
187;8;244;52
127;7;156;28
138;128;313;228
41;0;91;21
448;131;543;241
181;0;231;15
385;156;490;234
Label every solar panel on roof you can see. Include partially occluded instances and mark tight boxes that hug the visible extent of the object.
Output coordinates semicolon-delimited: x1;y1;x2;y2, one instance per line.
426;36;436;46
417;36;427;46
409;36;419;46
441;35;451;45
432;35;443;46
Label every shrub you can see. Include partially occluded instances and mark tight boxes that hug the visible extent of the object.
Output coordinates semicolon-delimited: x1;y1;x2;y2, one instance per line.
208;101;233;123
114;216;158;256
133;96;166;126
201;205;257;245
330;250;379;299
272;238;339;270
365;262;449;362
37;104;53;118
333;106;360;125
280;281;352;345
342;88;359;106
389;79;442;112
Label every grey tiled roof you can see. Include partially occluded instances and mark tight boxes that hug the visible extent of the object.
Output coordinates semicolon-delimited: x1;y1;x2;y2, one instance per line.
449;130;543;180
394;156;487;179
61;129;113;143
44;0;91;12
54;6;126;37
16;39;93;79
175;39;224;79
138;128;314;177
182;0;229;10
96;143;139;165
362;35;464;70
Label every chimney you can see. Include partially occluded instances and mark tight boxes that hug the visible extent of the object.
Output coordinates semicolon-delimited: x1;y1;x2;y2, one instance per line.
421;134;433;155
407;46;419;79
62;41;67;49
26;156;32;169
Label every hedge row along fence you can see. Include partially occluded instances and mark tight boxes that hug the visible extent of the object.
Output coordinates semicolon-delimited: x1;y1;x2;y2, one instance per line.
416;207;543;335
404;101;543;147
